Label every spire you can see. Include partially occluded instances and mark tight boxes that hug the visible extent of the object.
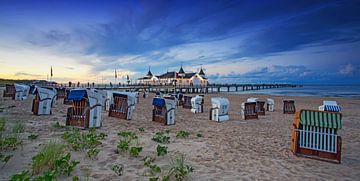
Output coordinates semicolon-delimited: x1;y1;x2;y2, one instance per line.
146;66;153;77
178;62;185;74
199;64;205;76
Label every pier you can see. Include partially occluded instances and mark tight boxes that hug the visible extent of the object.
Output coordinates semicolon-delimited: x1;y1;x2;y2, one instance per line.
63;83;300;94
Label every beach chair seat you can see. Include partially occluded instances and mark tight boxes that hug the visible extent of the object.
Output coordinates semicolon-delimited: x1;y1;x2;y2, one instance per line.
283;100;296;114
109;92;135;120
3;84;15;98
241;102;258;120
291;109;342;163
266;98;275;112
152;97;176;125
66;89;103;129
319;101;341;112
210;97;229;122
191;95;204;113
183;95;192;109
31;86;57;115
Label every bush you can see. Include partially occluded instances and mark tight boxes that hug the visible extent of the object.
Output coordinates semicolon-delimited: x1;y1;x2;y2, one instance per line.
156;145;168;156
152;132;170;144
176;131;190;139
112;164;124;176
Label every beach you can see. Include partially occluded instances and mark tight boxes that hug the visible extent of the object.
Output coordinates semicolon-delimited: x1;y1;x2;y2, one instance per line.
1;92;360;180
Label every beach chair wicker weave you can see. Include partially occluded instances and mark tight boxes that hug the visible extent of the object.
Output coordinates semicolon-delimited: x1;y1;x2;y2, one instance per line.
108;92;135;120
241;102;258;120
283;100;296;114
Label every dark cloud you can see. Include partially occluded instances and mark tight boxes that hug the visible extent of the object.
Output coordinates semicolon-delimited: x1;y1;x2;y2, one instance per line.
14;72;42;77
27;30;71;47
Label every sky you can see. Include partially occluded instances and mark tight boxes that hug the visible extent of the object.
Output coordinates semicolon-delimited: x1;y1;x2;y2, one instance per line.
0;0;359;84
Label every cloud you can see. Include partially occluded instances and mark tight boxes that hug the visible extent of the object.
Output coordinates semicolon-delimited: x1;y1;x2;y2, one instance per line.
339;63;356;76
14;72;42;78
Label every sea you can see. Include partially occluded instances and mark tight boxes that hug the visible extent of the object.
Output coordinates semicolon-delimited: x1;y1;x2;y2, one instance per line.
223;85;360;99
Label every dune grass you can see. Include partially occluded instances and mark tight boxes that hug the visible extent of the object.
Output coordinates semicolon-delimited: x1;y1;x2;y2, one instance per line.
32;141;65;174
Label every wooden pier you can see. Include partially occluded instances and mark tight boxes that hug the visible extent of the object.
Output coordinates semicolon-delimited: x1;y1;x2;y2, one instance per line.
67;83;300;94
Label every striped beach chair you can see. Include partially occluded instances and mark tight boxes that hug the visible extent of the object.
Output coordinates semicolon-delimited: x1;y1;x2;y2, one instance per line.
319;101;341;112
291;109;342;163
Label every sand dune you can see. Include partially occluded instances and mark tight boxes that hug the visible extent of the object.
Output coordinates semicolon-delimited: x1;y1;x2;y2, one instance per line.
1;93;360;180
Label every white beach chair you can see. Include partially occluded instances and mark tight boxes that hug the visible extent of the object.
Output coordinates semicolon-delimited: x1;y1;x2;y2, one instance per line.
266;98;275;112
319;101;341;112
210;97;229;122
32;86;57;115
191;95;204;113
152;97;176;125
14;83;30;100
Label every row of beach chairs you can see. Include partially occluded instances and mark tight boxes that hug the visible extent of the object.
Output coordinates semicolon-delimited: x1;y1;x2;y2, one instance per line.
3;85;343;163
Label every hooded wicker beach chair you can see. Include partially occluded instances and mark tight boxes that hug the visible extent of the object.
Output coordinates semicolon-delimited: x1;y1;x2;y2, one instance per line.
291;109;342;163
66;89;103;128
241;102;258;120
183;95;193;109
319;101;341;112
31;86;57;115
108;91;136;120
266;98;275;112
210;97;229;122
14;83;30;100
191;95;204;113
152;97;176;125
3;84;15;98
283;100;296;114
56;87;66;100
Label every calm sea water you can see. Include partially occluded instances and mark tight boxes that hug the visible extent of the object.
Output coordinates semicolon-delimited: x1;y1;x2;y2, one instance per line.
223;85;360;99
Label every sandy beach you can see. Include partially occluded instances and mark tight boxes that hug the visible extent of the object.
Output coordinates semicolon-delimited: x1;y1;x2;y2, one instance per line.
1;92;360;180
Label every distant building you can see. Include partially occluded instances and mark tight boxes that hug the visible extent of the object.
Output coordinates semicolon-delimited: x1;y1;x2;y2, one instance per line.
138;66;208;86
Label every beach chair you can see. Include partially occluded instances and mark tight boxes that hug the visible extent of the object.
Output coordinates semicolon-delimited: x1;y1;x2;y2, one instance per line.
14;83;30;100
183;96;192;109
241;102;258;120
191;95;204;113
291;109;342;163
152;97;176;125
283;100;296;114
108;92;136;120
31;86;57;115
56;87;66;100
63;89;73;105
266;98;275;112
210;97;229;122
177;93;184;106
319;101;341;112
247;97;265;115
3;84;15;98
66;89;103;128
